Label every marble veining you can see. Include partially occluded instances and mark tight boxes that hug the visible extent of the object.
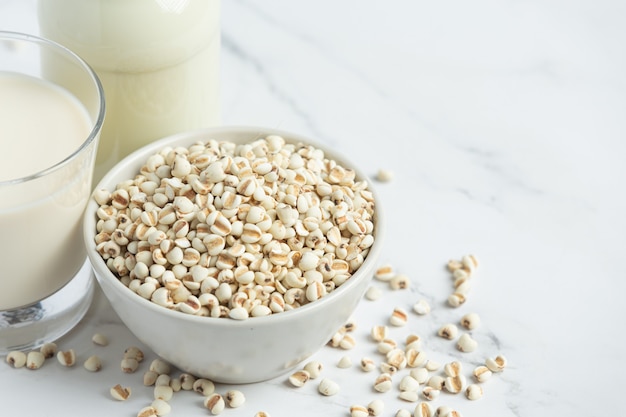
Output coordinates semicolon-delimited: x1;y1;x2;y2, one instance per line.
1;0;624;415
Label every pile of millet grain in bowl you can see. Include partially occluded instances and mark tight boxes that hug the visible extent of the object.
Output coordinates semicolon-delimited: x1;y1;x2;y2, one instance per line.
93;134;376;320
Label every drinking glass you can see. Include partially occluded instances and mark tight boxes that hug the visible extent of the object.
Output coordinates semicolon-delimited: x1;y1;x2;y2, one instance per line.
0;31;105;353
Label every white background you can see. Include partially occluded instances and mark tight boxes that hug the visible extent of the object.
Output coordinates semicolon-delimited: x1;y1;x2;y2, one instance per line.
1;0;625;415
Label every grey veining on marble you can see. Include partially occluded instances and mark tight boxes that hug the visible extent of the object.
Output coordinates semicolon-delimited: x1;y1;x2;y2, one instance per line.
1;0;624;415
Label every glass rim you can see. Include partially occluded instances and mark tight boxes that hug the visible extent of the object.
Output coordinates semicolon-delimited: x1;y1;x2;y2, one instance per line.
0;30;105;187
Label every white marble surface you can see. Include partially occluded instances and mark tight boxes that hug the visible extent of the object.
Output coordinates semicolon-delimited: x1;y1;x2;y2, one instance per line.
1;0;625;415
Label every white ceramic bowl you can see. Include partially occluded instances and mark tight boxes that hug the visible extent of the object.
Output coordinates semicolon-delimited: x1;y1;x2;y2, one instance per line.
83;126;383;383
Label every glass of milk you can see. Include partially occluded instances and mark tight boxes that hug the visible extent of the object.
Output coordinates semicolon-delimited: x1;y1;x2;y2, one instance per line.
38;0;221;182
0;31;105;353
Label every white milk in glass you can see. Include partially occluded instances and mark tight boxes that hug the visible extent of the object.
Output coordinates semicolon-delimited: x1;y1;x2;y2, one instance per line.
38;0;221;181
0;72;92;310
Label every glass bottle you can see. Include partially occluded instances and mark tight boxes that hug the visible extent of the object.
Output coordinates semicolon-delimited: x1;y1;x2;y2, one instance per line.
38;0;221;181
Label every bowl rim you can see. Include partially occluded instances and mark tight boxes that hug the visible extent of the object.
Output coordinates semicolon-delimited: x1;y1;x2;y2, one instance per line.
84;125;384;328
